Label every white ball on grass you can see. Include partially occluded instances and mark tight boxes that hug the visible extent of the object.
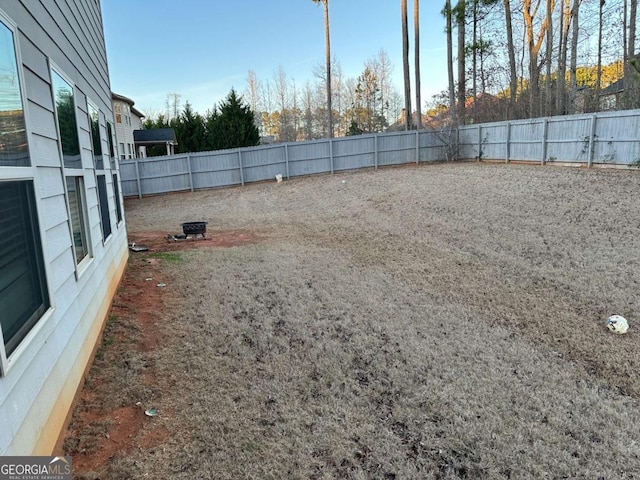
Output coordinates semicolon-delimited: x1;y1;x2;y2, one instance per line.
606;315;629;334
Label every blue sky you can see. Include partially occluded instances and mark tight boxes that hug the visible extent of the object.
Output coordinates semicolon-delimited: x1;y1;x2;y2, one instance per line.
102;0;449;117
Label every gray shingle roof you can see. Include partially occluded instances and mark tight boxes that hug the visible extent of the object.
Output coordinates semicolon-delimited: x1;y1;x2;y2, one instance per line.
133;128;177;145
601;78;624;95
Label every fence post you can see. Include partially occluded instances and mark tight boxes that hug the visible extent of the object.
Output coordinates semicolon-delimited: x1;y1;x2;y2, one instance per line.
134;159;142;199
374;134;378;170
238;150;244;186
187;153;194;192
329;138;334;174
416;129;420;164
477;125;482;161
541;118;549;165
587;114;597;167
505;122;510;164
285;144;290;179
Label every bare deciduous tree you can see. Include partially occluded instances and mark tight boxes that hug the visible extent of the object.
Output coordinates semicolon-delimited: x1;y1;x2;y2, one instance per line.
377;49;394;126
245;70;262;133
504;0;518;117
523;0;553;118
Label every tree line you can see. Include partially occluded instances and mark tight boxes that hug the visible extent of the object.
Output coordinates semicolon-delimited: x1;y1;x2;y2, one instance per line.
143;0;638;155
248;0;637;136
245;51;404;142
437;0;638;124
142;89;259;156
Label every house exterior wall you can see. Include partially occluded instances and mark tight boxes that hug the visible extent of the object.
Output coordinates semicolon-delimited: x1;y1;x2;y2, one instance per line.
112;95;142;159
113;98;133;159
131;110;146;158
0;0;128;455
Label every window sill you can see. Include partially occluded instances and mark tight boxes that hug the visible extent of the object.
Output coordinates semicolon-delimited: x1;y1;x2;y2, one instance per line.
75;254;94;280
1;306;56;377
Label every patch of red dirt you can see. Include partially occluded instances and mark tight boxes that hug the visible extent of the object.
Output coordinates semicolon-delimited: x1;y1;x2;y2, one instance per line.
63;228;262;476
138;425;171;450
72;406;145;472
128;229;261;252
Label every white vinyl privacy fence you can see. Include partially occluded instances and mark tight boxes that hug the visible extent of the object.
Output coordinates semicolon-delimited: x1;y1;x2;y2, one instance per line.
120;109;640;198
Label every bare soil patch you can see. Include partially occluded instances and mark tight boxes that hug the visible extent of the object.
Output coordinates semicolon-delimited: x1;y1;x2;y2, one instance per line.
65;163;640;478
62;229;257;477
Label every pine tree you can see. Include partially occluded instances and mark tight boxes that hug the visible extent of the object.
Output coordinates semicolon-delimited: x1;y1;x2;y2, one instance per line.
175;102;205;153
208;89;260;150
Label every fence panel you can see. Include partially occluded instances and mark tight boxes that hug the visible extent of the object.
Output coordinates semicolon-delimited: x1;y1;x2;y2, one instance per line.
333;135;375;171
509;120;544;162
479;123;508;160
378;131;415;166
546;115;591;163
191;151;242;189
119;160;138;197
242;145;287;182
458;126;479;159
420;129;450;162
593;112;640;165
138;155;191;195
288;140;331;177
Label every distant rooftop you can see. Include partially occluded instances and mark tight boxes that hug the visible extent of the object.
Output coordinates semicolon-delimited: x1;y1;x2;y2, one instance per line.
601;78;624;95
112;92;145;118
133;128;177;145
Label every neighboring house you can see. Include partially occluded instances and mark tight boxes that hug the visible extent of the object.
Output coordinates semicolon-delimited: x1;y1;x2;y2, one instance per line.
133;128;178;156
0;1;128;455
599;78;625;111
387;109;435;131
112;92;145;159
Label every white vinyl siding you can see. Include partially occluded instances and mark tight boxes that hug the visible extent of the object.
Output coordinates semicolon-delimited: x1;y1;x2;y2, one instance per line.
0;12;50;370
0;1;129;456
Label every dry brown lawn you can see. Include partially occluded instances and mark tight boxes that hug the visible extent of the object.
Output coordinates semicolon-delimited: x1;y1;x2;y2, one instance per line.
68;163;640;479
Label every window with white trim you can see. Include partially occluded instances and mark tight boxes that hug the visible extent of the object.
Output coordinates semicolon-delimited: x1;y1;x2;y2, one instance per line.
88;103;111;240
114;102;121;123
51;68;91;268
106;120;116;169
106;119;124;225
0;14;50;367
0;182;50;358
88;103;103;169
112;173;123;224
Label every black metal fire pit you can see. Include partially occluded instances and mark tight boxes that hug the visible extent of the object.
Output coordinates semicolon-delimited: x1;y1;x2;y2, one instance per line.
181;221;208;239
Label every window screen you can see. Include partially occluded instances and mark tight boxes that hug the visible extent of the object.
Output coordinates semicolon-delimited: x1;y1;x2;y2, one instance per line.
88;104;103;169
66;176;88;263
112;173;123;224
96;175;111;239
107;121;116;170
